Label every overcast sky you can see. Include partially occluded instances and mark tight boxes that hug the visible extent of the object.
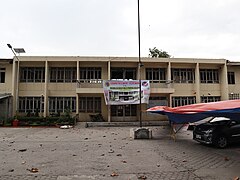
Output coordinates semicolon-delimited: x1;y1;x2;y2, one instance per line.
1;0;240;61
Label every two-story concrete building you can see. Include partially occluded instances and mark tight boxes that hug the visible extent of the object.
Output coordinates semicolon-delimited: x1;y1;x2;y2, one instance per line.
0;56;239;122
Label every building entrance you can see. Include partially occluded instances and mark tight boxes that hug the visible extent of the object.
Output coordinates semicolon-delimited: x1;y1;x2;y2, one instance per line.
110;104;137;122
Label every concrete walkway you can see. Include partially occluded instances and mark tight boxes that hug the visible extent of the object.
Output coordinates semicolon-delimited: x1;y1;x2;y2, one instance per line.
0;125;239;180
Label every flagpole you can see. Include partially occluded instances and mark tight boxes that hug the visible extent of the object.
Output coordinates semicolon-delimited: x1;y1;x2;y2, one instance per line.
138;0;142;128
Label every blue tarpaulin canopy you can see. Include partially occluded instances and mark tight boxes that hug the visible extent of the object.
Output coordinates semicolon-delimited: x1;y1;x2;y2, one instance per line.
147;100;240;124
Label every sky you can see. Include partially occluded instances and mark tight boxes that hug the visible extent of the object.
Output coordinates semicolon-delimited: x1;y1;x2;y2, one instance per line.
1;0;240;61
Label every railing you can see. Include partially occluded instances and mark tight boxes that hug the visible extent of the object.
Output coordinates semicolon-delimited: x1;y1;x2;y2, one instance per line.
76;79;103;88
149;80;173;88
76;79;174;89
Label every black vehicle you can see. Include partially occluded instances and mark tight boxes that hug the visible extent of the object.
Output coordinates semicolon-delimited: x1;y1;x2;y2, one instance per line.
193;117;240;148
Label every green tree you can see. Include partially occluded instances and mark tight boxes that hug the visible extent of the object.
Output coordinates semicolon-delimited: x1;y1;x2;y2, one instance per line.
149;47;171;58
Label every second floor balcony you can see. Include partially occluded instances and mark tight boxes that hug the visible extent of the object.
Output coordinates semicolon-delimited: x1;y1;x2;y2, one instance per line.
76;79;175;94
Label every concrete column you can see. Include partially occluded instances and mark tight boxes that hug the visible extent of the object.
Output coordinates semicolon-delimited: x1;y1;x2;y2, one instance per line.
76;61;79;115
43;61;48;117
220;63;229;100
167;62;171;83
195;63;201;103
167;62;172;107
77;60;80;81
15;58;20;114
11;59;16;114
108;61;111;80
107;60;111;122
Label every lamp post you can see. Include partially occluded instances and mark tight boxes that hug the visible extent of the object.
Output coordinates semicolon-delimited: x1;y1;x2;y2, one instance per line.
7;44;25;114
137;0;143;128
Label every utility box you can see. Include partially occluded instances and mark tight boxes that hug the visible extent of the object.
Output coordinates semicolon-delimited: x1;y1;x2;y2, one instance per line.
130;127;152;139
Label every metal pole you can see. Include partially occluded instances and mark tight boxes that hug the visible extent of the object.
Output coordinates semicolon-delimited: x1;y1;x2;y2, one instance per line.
7;44;20;115
137;0;142;128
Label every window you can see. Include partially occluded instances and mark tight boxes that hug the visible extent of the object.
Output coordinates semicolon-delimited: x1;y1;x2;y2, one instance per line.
200;69;219;83
111;68;136;80
229;93;239;100
79;67;101;80
227;72;235;84
148;96;168;108
0;68;5;83
201;96;221;103
79;97;101;113
20;67;45;83
49;97;76;113
171;69;195;83
172;96;196;107
111;104;137;117
19;97;44;113
146;68;166;83
50;67;76;83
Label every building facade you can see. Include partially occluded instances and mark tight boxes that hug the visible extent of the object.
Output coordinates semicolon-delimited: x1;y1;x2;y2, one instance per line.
0;56;239;122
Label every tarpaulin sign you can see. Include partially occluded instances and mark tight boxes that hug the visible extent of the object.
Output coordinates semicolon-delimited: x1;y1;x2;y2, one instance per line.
103;80;150;105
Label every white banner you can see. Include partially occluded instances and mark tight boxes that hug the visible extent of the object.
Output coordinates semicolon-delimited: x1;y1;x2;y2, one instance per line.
103;80;150;105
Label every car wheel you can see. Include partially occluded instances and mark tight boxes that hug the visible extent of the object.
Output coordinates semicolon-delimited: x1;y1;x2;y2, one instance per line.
215;136;228;148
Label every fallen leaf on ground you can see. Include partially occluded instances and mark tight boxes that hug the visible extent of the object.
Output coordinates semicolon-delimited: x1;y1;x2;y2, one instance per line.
121;160;127;163
224;157;230;161
8;169;14;172
116;154;122;156
138;175;147;179
110;172;118;177
27;168;39;173
18;149;27;152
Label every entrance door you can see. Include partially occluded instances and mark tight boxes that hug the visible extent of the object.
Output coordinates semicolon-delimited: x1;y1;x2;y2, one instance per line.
111;104;137;122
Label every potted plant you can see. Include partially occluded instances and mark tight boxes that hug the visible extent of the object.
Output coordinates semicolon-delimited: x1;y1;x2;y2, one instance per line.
12;116;19;127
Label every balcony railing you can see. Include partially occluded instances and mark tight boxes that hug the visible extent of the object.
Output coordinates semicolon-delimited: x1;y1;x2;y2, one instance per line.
76;79;102;88
149;80;173;88
76;79;173;89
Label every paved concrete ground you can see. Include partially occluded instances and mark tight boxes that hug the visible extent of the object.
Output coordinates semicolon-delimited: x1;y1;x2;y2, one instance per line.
0;124;240;180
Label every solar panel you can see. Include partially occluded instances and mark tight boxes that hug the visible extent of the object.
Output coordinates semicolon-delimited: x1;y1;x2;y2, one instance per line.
14;48;25;53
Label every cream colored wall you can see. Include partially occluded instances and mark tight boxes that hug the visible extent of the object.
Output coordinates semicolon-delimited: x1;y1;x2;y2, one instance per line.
48;83;76;96
48;61;76;67
200;84;221;96
110;62;138;68
172;84;196;96
19;83;45;96
0;63;12;93
21;61;45;67
227;66;240;95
